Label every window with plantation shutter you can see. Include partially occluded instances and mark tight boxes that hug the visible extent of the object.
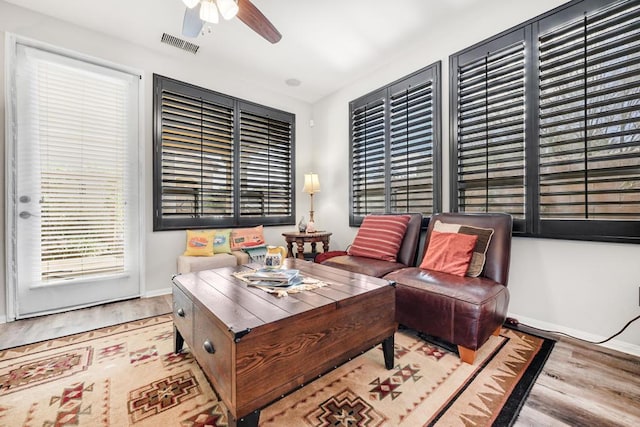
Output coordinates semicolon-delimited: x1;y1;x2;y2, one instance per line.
239;104;294;223
153;75;295;230
390;77;438;215
451;0;640;242
351;93;386;222
159;83;233;225
451;33;526;232
350;63;441;226
537;0;640;239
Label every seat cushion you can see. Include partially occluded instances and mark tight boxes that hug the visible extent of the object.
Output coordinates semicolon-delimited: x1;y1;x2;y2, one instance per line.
177;254;238;273
385;267;509;350
322;255;407;278
314;250;348;264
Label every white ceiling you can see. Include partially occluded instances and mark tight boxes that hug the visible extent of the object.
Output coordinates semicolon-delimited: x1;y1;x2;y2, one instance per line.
5;0;480;103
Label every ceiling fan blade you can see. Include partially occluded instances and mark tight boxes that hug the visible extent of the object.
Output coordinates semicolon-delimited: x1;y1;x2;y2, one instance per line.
182;3;204;38
237;0;282;44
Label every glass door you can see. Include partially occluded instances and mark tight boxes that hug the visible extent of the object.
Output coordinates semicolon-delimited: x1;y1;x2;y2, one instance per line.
7;39;141;318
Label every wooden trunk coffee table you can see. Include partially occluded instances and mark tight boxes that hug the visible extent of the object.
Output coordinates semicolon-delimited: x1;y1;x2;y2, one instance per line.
172;258;396;427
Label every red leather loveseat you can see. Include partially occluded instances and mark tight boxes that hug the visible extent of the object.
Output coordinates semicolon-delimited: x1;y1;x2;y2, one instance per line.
320;213;423;278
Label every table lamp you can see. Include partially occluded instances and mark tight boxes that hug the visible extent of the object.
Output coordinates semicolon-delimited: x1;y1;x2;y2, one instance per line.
302;173;320;232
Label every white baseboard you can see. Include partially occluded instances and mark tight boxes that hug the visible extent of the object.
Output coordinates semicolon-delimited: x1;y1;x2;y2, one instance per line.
143;287;172;298
509;312;640;357
0;315;6;324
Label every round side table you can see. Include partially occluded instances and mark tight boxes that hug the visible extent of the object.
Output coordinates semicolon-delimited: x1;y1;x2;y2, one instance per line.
282;231;332;260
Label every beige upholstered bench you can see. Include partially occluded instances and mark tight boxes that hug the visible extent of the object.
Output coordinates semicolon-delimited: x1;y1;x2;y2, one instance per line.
177;225;266;274
177;250;250;274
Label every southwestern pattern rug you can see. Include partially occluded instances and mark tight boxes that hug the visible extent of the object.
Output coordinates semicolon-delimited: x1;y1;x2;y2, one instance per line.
0;315;553;426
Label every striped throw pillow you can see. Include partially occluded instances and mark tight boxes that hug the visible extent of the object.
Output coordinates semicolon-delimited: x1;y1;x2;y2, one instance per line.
348;215;411;262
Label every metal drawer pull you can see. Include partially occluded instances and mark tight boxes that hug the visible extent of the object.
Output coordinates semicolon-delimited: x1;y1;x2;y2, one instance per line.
177;308;185;317
203;340;216;354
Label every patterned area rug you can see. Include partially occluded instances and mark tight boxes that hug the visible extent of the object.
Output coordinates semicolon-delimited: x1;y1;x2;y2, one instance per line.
0;315;553;426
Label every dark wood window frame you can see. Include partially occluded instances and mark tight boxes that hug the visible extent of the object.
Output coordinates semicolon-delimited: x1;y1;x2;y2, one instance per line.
153;74;296;231
349;62;442;227
450;0;640;243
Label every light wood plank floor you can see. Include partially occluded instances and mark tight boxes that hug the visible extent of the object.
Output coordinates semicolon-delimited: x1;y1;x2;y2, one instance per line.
0;296;638;426
0;295;172;349
515;324;640;427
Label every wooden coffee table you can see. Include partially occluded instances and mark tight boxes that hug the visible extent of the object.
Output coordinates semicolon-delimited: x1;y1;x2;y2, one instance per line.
172;258;396;427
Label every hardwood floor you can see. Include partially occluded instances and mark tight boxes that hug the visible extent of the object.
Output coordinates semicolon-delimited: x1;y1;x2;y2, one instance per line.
0;295;172;350
0;296;638;426
514;324;640;427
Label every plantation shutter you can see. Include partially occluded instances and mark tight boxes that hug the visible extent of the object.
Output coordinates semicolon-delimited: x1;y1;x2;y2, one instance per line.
16;44;139;283
155;78;235;229
154;76;295;229
350;63;441;226
389;76;436;214
350;92;386;223
454;34;526;223
238;103;294;223
538;0;640;222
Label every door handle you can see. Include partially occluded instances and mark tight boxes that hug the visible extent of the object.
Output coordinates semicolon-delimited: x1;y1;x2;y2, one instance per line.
177;308;185;317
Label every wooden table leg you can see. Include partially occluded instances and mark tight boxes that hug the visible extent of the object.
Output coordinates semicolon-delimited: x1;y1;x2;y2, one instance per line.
285;240;294;258
174;326;184;353
322;239;330;252
382;335;394;370
295;241;305;259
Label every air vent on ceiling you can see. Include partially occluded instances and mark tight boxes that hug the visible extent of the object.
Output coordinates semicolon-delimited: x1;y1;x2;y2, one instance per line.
161;33;199;54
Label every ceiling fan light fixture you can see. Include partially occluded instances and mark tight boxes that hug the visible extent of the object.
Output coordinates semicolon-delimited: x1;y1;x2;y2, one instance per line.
182;0;200;8
200;0;219;24
216;0;239;20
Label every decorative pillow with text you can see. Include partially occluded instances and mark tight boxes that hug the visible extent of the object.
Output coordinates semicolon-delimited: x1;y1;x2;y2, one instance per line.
213;229;232;254
183;230;216;257
230;225;265;250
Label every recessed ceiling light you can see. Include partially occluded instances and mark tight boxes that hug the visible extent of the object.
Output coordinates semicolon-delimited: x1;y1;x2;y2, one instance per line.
285;78;301;87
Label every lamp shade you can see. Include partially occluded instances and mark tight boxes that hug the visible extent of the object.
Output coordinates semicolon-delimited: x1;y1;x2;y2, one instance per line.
182;0;200;8
200;0;219;23
302;173;320;194
217;0;239;20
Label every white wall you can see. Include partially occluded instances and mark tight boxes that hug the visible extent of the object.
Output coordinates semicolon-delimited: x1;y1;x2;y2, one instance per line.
310;0;640;355
0;1;313;318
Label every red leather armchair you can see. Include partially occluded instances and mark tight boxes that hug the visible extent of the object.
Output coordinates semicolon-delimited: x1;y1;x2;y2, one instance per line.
385;212;512;364
320;213;423;278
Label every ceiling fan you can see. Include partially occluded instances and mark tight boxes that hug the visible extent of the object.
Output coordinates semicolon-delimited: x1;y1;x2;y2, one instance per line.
181;0;282;44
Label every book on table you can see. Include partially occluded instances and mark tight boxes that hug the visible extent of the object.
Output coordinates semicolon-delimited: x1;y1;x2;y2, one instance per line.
245;269;302;287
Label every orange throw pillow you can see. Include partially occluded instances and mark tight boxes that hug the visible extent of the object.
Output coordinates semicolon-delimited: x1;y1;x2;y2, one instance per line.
419;230;478;276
